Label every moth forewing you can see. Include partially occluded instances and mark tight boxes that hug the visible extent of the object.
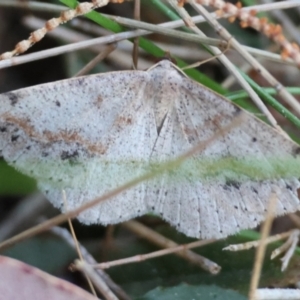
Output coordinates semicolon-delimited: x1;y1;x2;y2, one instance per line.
0;60;299;239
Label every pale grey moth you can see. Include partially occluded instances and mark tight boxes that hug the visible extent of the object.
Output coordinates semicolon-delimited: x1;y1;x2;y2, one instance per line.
0;60;299;239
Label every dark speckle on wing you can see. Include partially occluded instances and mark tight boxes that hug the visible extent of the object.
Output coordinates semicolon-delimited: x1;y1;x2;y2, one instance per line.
223;179;241;190
61;150;79;161
11;134;20;142
232;105;242;116
292;146;300;157
5;92;19;106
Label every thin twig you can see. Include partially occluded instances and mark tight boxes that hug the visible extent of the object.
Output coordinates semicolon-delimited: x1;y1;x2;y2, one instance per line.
1;11;295;69
23;16;151;70
132;0;140;69
191;2;300;118
73;44;117;77
223;231;292;252
168;0;279;128
0;25;224;69
119;220;220;274
0;0;65;13
62;191;98;298
96;238;218;272
107;14;295;65
288;213;300;229
51;226;131;300
1;0;300;17
249;194;278;300
74;260;118;300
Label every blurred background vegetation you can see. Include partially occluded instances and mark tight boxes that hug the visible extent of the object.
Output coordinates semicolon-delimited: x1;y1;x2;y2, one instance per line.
0;0;300;299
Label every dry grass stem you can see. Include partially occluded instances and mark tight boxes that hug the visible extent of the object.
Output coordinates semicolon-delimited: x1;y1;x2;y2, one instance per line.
191;0;300;67
51;226;131;300
249;194;278;300
73;44;117;77
271;230;300;271
191;2;300;121
288;213;300;228
169;0;279;128
223;228;299;272
62;191;98;297
119;220;220;274
74;260;119;300
132;0;140;69
1;11;295;70
223;231;292;252
105;14;295;66
23;16;150;70
0;0;65;13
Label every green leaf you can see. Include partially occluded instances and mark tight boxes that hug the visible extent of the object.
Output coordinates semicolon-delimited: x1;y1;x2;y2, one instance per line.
4;234;77;274
0;160;36;195
136;283;247;300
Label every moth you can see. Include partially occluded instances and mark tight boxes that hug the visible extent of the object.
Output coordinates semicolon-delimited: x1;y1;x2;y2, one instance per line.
0;60;299;239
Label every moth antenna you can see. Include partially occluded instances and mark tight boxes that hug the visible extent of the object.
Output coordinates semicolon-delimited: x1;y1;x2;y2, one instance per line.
180;0;300;67
0;0;127;60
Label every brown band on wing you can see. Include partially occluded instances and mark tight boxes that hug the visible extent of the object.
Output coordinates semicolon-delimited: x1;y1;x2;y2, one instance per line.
2;113;108;155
